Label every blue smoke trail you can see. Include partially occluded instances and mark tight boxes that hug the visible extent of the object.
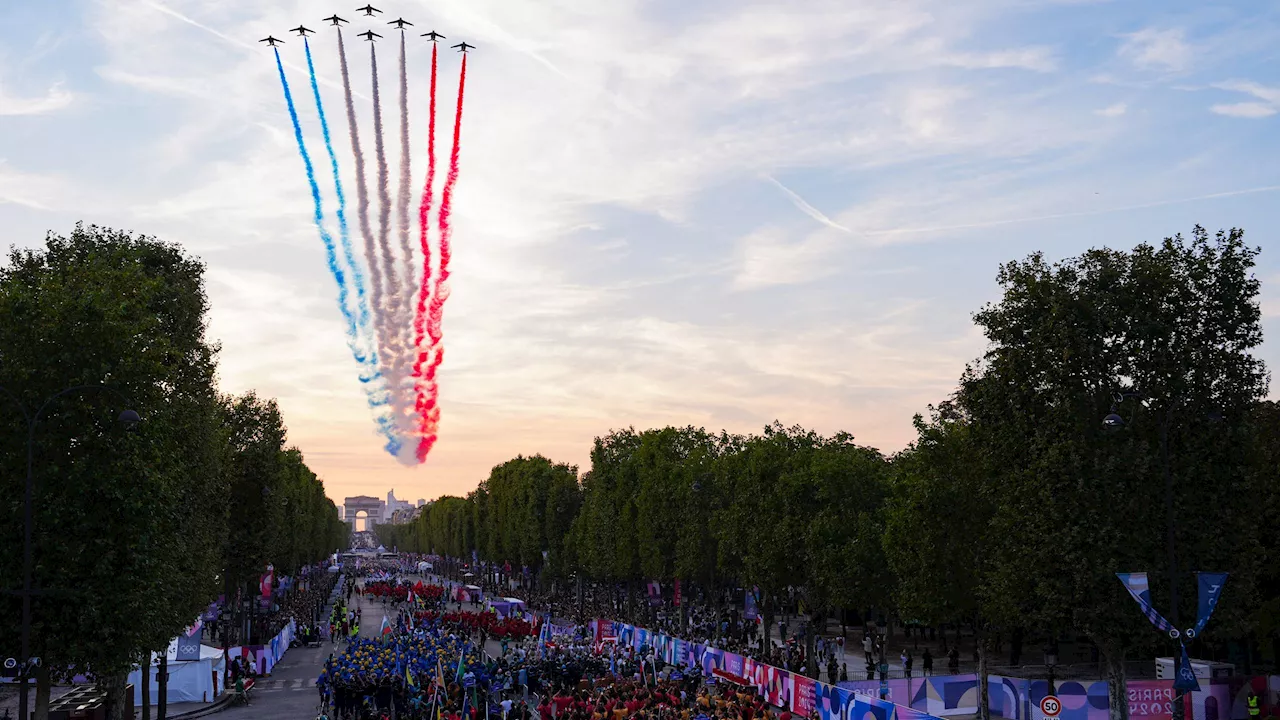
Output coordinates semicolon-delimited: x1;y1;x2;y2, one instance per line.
304;39;377;379
274;47;402;455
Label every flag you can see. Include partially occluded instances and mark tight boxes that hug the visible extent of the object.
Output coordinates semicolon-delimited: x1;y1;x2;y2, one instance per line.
1190;572;1228;638
380;615;393;636
260;564;274;599
406;663;416;687
1116;572;1176;635
456;646;467;682
673;579;682;607
436;657;447;688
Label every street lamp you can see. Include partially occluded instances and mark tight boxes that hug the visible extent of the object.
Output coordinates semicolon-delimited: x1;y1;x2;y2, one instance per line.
0;384;140;720
1103;391;1216;720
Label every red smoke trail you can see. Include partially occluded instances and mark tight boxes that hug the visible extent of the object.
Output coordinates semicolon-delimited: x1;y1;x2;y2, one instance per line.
412;43;439;410
416;54;467;463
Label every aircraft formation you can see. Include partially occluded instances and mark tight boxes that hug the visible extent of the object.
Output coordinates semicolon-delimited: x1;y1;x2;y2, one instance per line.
261;5;474;53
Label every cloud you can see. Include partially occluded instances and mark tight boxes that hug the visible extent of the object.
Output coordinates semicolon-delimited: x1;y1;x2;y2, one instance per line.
1095;102;1127;117
1210;80;1280;118
0;163;67;209
731;227;841;290
1117;28;1191;71
0;80;73;116
1210;102;1276;119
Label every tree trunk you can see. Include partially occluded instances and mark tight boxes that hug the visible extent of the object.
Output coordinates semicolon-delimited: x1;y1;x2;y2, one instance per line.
141;653;152;720
102;670;131;720
761;590;775;653
977;633;990;720
806;609;822;679
159;651;169;719
34;664;51;720
1105;647;1129;720
1009;627;1024;666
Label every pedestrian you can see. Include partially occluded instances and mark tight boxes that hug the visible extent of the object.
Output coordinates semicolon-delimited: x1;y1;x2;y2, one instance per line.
863;634;874;663
903;650;913;678
948;646;960;674
923;648;933;677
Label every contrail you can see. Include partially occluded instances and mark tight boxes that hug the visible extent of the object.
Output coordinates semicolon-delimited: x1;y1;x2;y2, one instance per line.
395;30;418;432
338;27;401;456
412;42;440;433
416;54;468;464
143;0;364;99
276;45;397;449
765;175;852;233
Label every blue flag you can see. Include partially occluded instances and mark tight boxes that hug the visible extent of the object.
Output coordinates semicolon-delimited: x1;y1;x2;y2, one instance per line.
1190;572;1227;638
1173;644;1200;692
1116;572;1177;636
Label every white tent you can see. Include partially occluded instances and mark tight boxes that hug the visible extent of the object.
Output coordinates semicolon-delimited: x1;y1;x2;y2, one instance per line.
128;638;226;705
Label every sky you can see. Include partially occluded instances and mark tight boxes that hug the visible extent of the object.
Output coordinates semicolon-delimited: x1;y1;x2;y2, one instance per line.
1;0;1278;507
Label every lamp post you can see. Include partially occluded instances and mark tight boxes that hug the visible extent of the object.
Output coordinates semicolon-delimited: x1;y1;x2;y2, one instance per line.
0;385;140;720
1104;392;1196;720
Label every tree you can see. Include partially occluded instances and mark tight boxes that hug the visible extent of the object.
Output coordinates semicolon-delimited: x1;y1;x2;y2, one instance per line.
956;227;1268;720
0;225;227;720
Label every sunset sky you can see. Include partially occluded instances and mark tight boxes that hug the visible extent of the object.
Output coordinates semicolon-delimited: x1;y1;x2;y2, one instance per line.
2;0;1278;505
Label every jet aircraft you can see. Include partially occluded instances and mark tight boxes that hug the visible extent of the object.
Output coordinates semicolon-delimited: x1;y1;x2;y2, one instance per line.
259;36;284;46
421;30;445;42
356;5;382;16
291;25;315;37
452;42;474;52
359;30;383;42
388;18;413;29
324;15;348;26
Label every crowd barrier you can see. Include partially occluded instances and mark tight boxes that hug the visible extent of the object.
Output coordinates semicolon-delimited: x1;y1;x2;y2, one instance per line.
607;623;1280;720
226;618;296;675
608;621;942;720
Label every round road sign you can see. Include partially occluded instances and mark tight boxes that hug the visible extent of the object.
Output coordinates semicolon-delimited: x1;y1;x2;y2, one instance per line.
1040;696;1062;718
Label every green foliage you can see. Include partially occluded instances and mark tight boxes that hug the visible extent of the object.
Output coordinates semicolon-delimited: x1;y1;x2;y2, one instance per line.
0;225;343;690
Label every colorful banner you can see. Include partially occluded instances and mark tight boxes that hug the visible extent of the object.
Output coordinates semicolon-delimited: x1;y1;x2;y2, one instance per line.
793;674;818;716
1116;572;1176;635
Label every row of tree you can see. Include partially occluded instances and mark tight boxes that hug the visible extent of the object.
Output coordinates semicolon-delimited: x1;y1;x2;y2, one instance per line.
378;228;1279;720
0;225;348;718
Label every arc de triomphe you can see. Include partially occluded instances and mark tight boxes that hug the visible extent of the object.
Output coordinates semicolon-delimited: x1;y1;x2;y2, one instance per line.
343;496;384;530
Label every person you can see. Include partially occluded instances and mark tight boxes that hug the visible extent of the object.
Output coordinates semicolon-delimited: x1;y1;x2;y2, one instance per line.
235;674;249;706
249;657;259;677
840;663;848;682
923;648;933;677
1247;691;1260;720
900;650;909;678
904;650;913;678
863;634;874;663
948;646;960;674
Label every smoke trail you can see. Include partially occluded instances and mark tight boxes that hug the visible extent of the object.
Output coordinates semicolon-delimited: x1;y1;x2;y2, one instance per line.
411;42;439;426
305;38;375;372
396;30;416;352
276;46;398;450
370;39;413;449
337;29;401;455
416;54;468;464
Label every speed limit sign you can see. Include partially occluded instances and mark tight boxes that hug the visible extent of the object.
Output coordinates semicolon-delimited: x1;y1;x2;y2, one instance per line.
1040;696;1062;719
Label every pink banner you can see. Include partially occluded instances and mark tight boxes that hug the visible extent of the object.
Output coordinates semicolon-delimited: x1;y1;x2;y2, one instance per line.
793;674;818;715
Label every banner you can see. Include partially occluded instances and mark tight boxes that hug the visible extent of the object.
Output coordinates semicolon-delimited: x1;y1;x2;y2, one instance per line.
1190;572;1227;638
745;587;759;621
647;581;662;606
674;579;682;607
1173;644;1200;693
792;674;818;716
260;564;274;599
175;632;202;662
1116;572;1176;635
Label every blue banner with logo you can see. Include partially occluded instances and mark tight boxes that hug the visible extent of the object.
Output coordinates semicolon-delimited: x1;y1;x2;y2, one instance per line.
745;587;759;621
1191;572;1227;638
1173;643;1200;692
1116;572;1176;635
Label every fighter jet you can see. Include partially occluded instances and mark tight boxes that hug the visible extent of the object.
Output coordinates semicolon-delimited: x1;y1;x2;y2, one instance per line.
359;30;383;42
259;36;285;47
291;25;315;37
388;18;413;29
323;14;348;26
452;42;474;53
421;30;446;42
356;4;382;16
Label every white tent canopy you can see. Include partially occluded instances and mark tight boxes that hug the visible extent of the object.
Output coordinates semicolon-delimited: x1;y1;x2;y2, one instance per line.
128;638;226;705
